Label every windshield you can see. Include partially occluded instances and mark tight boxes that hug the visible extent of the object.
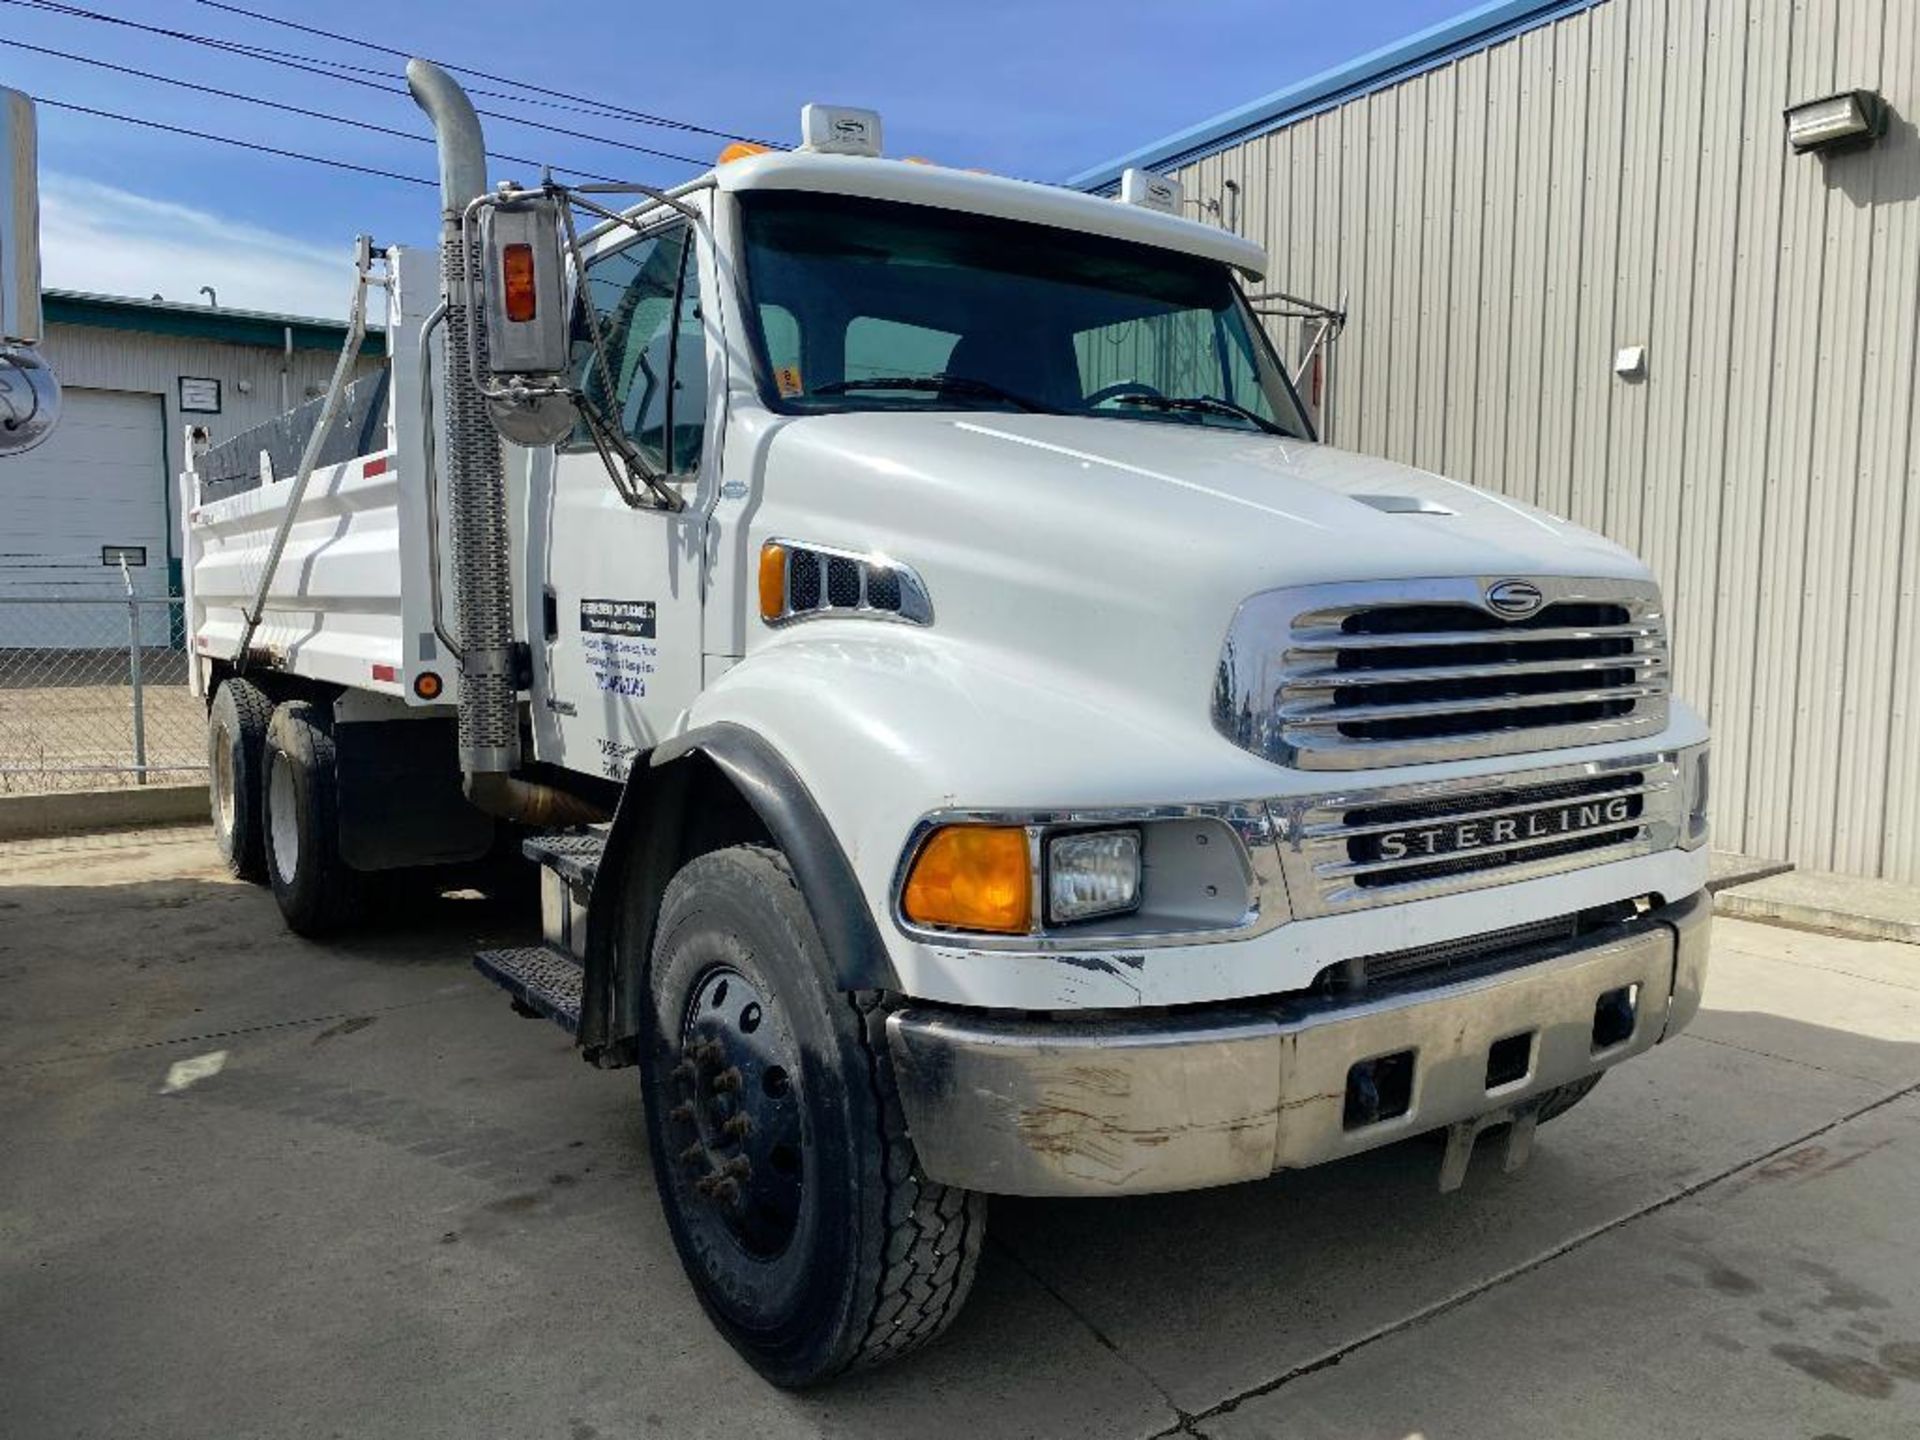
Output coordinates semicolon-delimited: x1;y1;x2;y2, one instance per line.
737;191;1313;439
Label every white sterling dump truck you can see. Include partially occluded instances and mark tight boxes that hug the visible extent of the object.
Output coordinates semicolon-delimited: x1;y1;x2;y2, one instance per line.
182;63;1711;1386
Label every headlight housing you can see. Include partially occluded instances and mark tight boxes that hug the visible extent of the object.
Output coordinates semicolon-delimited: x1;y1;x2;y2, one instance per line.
1046;829;1142;924
896;812;1270;942
1679;742;1710;851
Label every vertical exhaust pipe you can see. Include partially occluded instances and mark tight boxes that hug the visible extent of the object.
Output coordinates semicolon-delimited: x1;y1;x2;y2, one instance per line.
408;59;603;827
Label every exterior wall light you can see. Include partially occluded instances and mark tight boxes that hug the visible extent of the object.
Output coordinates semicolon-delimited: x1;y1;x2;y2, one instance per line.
1784;89;1888;153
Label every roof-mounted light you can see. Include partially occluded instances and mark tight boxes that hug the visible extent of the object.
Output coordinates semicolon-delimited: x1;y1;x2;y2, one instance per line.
1118;167;1182;216
800;104;882;157
1784;89;1888;153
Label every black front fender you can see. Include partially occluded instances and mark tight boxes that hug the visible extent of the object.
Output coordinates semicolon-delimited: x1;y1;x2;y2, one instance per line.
578;722;900;1061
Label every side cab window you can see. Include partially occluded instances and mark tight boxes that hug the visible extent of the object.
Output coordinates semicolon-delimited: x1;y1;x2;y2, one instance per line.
567;223;708;474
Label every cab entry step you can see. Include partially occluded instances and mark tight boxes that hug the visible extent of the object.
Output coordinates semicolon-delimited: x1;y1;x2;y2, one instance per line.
522;829;605;889
475;944;584;1033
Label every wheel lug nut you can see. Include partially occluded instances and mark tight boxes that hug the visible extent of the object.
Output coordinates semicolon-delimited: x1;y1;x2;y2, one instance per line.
722;1114;752;1140
709;1176;740;1204
678;1142;705;1167
672;1059;697;1083
669;1102;694;1125
712;1066;743;1094
695;1040;725;1066
721;1156;752;1181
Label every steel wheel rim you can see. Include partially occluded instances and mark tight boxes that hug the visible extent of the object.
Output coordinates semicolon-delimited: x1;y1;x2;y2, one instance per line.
670;965;806;1259
212;730;237;839
267;751;299;884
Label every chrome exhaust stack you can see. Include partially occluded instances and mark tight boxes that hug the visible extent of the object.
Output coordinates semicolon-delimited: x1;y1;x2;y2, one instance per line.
408;59;603;827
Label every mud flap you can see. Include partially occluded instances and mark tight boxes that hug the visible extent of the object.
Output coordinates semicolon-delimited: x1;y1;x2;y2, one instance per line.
1437;1099;1542;1193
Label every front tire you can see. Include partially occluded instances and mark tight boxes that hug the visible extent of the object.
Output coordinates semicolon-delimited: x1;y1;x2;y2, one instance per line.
262;700;359;937
1535;1070;1604;1123
640;844;986;1387
208;677;272;881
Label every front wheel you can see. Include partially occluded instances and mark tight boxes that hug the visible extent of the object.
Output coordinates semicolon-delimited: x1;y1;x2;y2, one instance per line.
640;844;986;1387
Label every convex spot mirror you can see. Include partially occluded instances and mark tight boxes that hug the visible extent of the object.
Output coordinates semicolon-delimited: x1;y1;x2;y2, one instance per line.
1;86;61;457
478;191;577;447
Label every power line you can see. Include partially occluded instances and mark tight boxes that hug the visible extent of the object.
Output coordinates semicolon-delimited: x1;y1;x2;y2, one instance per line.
194;0;773;146
1;37;640;186
0;0;717;168
33;97;435;187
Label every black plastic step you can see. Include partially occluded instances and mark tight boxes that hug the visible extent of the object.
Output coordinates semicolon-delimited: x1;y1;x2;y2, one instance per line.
522;829;606;889
475;944;584;1033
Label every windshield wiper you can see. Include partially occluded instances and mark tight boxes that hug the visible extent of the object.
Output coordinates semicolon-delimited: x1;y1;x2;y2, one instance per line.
1115;392;1290;436
809;374;1062;414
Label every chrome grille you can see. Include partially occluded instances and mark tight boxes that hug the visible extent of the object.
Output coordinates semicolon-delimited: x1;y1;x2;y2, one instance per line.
1274;752;1685;917
1215;577;1670;770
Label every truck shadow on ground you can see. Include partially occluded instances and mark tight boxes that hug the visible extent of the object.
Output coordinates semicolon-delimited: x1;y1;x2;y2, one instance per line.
4;855;1918;1439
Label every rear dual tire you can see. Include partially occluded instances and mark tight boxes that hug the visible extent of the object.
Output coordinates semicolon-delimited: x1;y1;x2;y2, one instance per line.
262;700;359;937
208;677;273;881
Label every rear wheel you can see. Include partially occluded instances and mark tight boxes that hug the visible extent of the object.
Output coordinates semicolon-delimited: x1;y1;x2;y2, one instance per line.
263;700;359;937
208;677;273;881
639;844;986;1387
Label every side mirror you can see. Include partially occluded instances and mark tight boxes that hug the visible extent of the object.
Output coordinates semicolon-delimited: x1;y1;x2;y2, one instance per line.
477;190;577;446
0;86;61;457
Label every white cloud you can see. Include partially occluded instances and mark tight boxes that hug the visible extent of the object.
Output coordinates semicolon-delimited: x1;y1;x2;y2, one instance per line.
39;174;361;321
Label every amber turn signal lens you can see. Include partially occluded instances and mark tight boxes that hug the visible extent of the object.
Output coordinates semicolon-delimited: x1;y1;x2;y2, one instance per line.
502;242;536;322
413;670;443;700
902;825;1032;934
758;542;788;622
718;141;773;164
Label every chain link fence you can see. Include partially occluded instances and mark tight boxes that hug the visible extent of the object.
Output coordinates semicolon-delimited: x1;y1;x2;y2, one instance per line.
0;588;204;794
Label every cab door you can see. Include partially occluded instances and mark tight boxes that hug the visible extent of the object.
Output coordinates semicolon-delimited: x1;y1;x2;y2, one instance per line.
530;209;714;781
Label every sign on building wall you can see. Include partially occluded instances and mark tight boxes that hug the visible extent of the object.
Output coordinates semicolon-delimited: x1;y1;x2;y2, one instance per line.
178;376;222;413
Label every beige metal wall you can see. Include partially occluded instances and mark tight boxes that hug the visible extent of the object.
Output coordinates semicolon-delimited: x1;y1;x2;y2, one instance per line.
41;322;381;498
1175;0;1920;882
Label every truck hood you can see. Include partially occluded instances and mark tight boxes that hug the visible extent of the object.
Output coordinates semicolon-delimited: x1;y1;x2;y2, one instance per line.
752;411;1651;735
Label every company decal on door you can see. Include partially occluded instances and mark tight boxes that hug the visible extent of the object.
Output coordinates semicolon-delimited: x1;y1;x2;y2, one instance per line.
581;599;658;697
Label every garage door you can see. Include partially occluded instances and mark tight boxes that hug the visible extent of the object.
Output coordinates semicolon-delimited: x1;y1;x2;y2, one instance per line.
0;387;169;647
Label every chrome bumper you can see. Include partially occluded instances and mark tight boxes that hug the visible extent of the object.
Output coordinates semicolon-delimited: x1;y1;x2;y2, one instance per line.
888;892;1710;1198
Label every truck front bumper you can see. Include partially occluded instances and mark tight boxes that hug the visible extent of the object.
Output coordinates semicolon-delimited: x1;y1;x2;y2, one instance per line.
887;891;1709;1197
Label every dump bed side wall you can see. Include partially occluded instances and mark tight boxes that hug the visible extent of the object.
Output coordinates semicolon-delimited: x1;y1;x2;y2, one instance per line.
182;248;462;706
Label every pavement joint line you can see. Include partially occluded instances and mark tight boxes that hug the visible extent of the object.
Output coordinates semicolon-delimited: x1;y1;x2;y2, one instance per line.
1156;1074;1920;1435
990;1236;1197;1435
1675;1028;1913;1085
0;987;488;1073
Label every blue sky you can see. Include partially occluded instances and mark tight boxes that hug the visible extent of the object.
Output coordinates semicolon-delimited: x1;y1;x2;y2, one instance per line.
7;0;1470;316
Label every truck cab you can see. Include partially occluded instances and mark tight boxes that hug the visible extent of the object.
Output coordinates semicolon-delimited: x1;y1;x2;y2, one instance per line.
184;75;1709;1388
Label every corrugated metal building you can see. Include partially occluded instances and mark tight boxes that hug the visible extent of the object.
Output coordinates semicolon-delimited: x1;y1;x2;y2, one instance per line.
6;293;376;628
1073;0;1920;883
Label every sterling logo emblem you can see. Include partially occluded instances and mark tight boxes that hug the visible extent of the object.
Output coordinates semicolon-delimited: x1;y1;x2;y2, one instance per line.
1486;579;1545;618
1374;794;1637;861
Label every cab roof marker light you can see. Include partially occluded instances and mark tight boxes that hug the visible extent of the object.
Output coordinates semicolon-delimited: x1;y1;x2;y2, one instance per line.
1118;168;1182;216
799;104;883;157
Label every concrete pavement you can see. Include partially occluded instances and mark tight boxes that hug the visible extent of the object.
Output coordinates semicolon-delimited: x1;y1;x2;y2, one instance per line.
2;825;1917;1439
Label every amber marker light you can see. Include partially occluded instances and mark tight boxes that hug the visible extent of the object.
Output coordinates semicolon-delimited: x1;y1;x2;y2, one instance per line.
413;671;444;700
902;825;1032;934
718;142;773;164
502;243;537;322
758;542;788;621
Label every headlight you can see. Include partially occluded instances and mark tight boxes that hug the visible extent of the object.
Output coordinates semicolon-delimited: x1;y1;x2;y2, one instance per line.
1046;829;1143;924
1679;742;1710;851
